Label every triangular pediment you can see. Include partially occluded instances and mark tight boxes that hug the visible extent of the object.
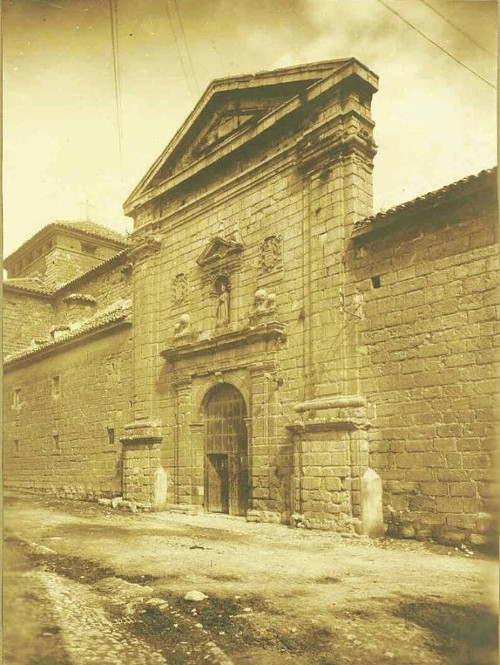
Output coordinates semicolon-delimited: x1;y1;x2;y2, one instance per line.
124;59;374;215
150;101;279;188
196;235;244;267
186;109;264;162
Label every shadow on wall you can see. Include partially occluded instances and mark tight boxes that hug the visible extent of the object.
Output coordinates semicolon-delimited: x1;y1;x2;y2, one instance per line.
395;600;498;665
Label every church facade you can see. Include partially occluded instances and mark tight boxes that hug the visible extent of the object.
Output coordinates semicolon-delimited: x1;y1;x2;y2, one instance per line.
4;60;498;547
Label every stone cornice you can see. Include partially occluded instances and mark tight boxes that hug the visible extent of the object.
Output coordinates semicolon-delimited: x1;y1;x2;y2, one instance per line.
160;321;286;362
128;234;162;265
296;112;377;175
286;418;371;433
131;152;295;243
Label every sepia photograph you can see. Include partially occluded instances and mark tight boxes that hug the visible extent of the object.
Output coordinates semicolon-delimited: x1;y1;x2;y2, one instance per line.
2;1;498;663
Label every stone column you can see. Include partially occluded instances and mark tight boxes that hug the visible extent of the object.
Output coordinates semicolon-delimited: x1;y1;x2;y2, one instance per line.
189;422;205;507
172;377;193;505
246;361;281;523
120;419;164;508
121;232;166;507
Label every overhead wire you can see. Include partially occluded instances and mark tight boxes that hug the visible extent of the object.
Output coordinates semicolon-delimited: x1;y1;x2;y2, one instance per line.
417;0;496;59
172;0;200;96
375;0;496;90
108;0;124;166
164;0;197;102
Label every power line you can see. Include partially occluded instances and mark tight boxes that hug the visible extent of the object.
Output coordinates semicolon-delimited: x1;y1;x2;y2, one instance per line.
108;0;124;165
375;0;496;90
164;0;197;102
172;0;200;96
418;0;496;58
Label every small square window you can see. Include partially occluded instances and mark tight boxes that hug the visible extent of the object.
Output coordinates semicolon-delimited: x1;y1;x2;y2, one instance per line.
371;275;381;289
52;376;60;397
107;427;115;445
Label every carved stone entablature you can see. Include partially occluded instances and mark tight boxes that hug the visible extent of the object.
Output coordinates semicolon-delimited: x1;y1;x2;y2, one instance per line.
120;418;163;446
286;419;371;433
287;395;371;433
248;288;277;326
128;234;162;265
196;231;244;279
161;321;286;363
296;117;377;175
172;273;188;305
259;235;282;274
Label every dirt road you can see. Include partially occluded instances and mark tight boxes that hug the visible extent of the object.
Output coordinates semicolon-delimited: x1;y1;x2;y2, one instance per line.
3;495;498;665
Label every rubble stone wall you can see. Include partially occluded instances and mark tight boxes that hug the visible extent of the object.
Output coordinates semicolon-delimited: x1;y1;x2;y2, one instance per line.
4;328;133;499
348;199;498;546
3;292;55;357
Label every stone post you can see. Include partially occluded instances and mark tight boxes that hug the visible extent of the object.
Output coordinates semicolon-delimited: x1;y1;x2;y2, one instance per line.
120;419;164;507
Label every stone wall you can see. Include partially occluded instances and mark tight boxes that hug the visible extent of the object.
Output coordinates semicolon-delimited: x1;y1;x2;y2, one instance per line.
44;246;107;288
4;327;132;498
54;257;131;324
3;291;55;356
126;66;378;526
347;190;498;546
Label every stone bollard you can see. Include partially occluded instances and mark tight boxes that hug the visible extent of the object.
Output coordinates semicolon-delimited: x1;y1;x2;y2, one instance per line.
361;468;384;538
153;466;168;511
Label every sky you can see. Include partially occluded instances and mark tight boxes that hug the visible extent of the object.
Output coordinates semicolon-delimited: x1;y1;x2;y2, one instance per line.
3;0;497;257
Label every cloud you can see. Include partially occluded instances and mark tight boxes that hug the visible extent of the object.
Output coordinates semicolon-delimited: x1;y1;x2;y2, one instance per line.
2;0;497;254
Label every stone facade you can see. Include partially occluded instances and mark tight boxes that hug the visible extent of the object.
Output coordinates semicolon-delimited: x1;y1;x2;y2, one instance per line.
3;59;498;547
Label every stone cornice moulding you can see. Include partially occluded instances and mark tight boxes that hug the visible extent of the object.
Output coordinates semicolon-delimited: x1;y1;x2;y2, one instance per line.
286;419;372;433
196;235;245;268
131;150;296;240
128;234;163;265
160;322;287;362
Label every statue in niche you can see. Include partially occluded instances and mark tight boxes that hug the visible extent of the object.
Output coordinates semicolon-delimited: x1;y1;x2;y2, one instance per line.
215;278;230;326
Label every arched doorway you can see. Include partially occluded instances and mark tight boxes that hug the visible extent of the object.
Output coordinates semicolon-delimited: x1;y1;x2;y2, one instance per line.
204;383;248;515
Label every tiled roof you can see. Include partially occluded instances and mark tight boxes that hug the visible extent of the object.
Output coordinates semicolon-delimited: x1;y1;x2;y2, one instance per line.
4;220;129;268
354;167;497;236
4;299;132;366
4;249;129;299
53;249;129;295
53;221;130;246
3;277;54;296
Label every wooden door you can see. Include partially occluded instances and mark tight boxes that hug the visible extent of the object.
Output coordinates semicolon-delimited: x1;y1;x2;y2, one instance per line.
204;384;248;515
206;454;229;513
